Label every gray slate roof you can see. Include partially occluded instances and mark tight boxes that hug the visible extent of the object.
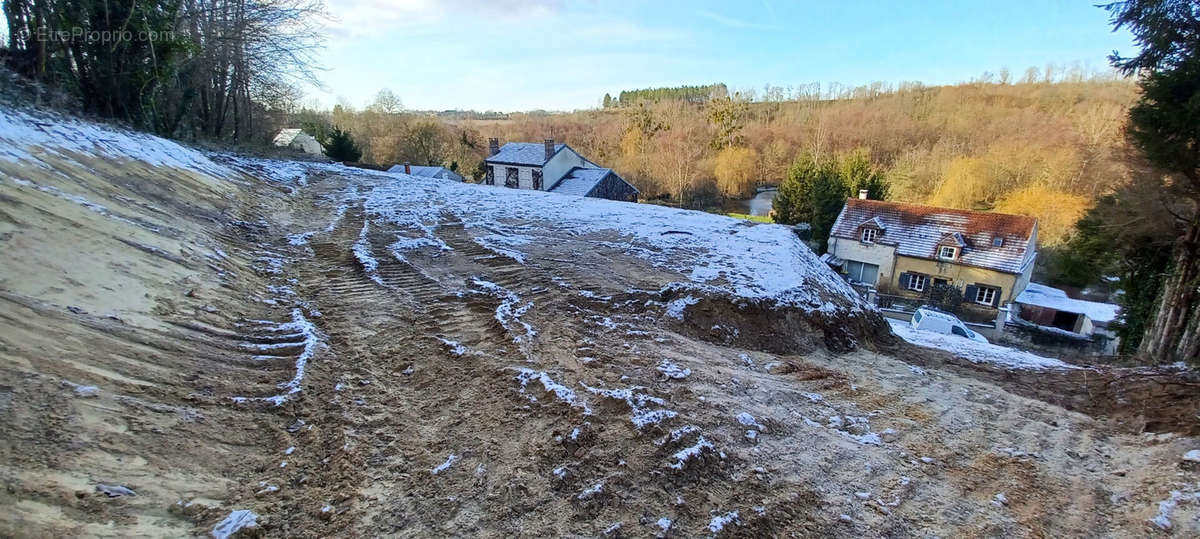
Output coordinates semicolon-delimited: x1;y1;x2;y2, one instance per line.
830;198;1037;274
386;164;464;181
272;128;303;146
485;142;564;166
549;167;612;196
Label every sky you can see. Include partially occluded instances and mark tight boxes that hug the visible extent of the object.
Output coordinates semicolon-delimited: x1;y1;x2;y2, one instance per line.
312;0;1137;112
3;0;1136;112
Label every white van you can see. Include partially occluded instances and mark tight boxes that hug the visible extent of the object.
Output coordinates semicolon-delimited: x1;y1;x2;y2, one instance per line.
910;307;988;343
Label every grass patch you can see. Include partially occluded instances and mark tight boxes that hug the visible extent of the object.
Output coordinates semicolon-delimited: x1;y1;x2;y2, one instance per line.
727;212;773;223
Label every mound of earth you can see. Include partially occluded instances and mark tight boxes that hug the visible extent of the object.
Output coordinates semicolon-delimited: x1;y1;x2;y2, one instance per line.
2;106;1199;537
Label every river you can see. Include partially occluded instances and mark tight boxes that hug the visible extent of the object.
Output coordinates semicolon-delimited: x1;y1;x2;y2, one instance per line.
745;189;777;216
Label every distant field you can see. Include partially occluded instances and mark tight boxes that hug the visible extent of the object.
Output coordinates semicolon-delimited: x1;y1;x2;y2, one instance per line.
727;212;773;223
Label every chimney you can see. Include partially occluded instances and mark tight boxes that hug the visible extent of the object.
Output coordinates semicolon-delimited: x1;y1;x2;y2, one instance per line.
404;162;411;174
544;139;555;162
488;138;499;156
858;189;869;200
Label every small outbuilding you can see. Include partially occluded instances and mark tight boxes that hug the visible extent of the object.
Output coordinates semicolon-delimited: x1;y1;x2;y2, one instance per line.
1012;282;1121;353
272;128;324;155
387;163;465;182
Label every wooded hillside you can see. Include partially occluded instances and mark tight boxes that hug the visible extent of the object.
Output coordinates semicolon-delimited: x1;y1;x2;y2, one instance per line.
326;75;1136;248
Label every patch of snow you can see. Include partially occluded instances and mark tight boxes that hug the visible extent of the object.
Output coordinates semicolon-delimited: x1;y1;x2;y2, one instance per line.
1148;487;1200;530
437;337;467;356
736;412;764;429
359;175;867;314
516;369;592;414
61;380;99;397
471;278;536;343
665;295;699;320
286;231;314;246
708;510;740;533
888;319;1075;370
577;482;604;501
578;289;612;301
658;425;702;446
232;308;323;405
583;383;677;429
1184;450;1200;463
353;221;385;286
657;359;691;379
669;436;715;470
473;233;531;263
432;454;459;475
0;108;232;178
657;517;672;530
212;509;258;539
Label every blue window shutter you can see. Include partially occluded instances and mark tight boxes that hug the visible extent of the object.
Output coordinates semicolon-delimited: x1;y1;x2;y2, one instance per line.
965;284;979;302
898;272;911;288
991;287;1002;307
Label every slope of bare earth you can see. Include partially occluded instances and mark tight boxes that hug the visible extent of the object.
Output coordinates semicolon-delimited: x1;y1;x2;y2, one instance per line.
1;106;1199;538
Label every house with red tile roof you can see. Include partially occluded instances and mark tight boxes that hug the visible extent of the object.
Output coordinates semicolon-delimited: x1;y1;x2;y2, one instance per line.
827;196;1038;309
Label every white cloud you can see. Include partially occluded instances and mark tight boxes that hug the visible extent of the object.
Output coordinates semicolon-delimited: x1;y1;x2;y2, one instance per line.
327;0;564;37
695;9;780;30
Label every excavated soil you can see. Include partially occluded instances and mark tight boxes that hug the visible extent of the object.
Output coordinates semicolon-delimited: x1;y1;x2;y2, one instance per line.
2;140;1200;538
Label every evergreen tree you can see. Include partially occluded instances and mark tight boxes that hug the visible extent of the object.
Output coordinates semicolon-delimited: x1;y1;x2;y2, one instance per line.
1102;0;1200;362
324;127;362;162
772;150;890;252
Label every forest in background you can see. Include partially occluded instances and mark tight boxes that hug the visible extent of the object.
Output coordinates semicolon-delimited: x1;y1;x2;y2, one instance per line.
315;72;1137;253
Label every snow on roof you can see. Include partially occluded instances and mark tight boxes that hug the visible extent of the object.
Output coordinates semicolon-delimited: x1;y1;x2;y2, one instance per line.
550;167;611;196
272;128;303;146
888;319;1075;370
830;199;1036;274
485;142;565;166
1015;282;1119;323
386;164;462;181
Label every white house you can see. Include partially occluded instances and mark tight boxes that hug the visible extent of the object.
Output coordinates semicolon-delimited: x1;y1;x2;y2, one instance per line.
272;128;324;155
387;163;465;182
483;138;638;202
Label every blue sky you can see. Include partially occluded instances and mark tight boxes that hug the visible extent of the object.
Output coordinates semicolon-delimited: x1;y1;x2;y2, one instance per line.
315;0;1136;111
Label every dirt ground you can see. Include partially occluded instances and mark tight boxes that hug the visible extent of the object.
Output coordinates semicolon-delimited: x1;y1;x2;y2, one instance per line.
2;141;1200;538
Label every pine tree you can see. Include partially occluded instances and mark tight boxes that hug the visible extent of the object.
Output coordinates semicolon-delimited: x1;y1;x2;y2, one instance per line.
324;127;362;162
1104;0;1200;362
772;151;891;252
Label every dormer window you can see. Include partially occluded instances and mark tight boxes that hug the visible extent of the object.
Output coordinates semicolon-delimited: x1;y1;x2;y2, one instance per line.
861;228;878;243
992;236;1004;247
938;246;958;260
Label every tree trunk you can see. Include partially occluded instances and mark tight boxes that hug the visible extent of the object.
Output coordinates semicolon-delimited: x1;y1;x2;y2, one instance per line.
1139;215;1200;363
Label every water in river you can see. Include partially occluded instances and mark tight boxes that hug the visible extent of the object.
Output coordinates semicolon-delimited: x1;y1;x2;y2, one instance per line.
746;189;777;216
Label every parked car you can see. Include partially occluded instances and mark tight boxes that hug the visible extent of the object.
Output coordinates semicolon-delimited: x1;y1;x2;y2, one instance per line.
910;307;988;343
